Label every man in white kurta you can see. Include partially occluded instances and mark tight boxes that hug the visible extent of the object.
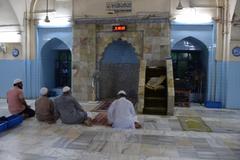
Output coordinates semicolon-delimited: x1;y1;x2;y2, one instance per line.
107;90;137;129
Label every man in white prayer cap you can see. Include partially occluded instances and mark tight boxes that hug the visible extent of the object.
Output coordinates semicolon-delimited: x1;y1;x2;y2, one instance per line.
54;86;92;126
7;79;35;118
107;90;142;129
35;87;55;123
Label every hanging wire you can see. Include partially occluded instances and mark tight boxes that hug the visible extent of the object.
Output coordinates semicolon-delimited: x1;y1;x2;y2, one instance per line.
45;0;50;22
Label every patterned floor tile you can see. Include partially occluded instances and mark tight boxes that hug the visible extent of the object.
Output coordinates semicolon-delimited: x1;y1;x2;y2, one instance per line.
0;100;240;160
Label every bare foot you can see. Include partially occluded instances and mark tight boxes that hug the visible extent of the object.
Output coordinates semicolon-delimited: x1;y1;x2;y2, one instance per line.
84;118;92;127
135;122;142;129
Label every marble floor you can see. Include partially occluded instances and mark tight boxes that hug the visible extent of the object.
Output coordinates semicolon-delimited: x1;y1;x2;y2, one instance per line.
0;99;240;160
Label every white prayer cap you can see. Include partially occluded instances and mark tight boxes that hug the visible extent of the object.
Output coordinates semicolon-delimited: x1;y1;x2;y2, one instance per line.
62;86;71;93
40;87;48;96
13;79;22;85
117;90;126;96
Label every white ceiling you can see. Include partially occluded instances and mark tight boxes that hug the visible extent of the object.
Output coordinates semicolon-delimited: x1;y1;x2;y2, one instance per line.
0;0;19;26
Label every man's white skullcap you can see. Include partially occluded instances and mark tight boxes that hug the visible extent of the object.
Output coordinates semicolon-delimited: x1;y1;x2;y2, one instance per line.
63;86;71;93
13;79;22;85
40;87;48;96
117;90;126;95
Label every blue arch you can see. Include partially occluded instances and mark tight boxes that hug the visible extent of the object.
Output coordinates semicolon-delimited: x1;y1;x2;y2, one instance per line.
101;39;139;64
41;38;70;53
38;27;72;52
98;39;139;102
172;36;209;102
40;38;71;91
173;36;208;51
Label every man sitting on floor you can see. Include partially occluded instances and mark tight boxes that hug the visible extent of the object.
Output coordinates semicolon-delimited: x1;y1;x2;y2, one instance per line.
107;90;142;129
7;79;35;118
35;87;55;123
54;86;92;126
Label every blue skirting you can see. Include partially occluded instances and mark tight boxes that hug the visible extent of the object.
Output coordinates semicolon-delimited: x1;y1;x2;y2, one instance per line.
205;101;222;108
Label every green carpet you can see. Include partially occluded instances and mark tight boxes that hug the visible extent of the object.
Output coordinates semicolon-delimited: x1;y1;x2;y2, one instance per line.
178;116;212;132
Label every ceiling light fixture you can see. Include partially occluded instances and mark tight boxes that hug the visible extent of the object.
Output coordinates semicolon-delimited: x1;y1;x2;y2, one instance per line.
44;0;50;23
176;0;183;10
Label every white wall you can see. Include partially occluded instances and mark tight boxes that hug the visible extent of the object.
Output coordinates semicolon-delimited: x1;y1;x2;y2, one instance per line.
73;0;170;18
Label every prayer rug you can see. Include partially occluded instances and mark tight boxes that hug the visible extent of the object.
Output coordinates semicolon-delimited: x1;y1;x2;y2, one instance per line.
91;112;109;126
91;100;113;112
178;116;212;132
91;112;142;128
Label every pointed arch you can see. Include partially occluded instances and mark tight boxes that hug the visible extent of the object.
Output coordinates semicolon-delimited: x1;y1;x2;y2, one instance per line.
100;39;139;64
98;39;140;103
171;36;209;103
41;37;69;54
40;38;71;93
172;36;208;52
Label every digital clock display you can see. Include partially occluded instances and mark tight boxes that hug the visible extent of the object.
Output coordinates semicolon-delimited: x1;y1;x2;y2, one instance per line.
112;25;127;32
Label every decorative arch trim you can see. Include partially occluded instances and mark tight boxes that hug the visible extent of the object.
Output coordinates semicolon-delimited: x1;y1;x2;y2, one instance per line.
100;39;139;64
172;36;208;51
41;37;71;54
